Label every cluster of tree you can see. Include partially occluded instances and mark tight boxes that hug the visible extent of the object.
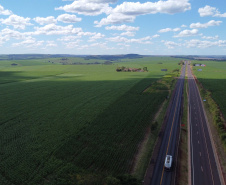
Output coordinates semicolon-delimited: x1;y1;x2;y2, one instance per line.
116;66;148;72
178;61;184;65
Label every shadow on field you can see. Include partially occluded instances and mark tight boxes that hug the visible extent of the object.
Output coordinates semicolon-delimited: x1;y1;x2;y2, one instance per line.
0;70;171;184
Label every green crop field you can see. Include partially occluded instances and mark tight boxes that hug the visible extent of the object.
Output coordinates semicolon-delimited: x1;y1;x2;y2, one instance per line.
192;61;226;119
0;57;181;184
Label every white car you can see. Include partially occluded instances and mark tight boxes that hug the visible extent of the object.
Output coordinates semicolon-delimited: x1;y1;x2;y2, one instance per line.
164;155;173;171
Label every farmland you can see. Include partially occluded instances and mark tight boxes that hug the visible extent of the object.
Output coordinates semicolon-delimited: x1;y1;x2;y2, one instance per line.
0;56;181;184
192;61;226;120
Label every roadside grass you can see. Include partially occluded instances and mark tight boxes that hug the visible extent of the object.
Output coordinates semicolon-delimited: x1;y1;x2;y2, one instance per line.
176;77;188;185
132;69;179;180
0;57;182;184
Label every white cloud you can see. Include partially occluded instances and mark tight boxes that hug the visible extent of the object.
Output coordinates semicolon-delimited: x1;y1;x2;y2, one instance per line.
90;33;105;39
202;35;219;40
33;16;57;25
95;0;191;26
95;13;135;27
57;14;82;23
158;28;172;33
58;35;81;42
181;24;187;28
174;29;199;37
112;1;191;16
55;0;112;16
34;24;82;35
0;5;12;15
64;41;81;48
0;14;32;29
0;28;26;40
106;35;152;44
89;33;105;41
162;40;181;49
63;0;117;3
185;39;226;48
105;24;139;31
12;37;44;48
190;20;222;29
152;34;160;38
46;41;57;47
158;27;180;33
0;35;9;45
121;31;135;37
198;5;226;17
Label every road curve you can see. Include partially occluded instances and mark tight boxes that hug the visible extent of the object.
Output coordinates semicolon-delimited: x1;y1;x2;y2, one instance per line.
187;63;222;185
150;64;185;185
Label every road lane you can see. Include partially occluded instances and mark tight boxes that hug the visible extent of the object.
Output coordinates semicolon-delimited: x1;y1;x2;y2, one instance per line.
187;63;222;185
150;64;185;185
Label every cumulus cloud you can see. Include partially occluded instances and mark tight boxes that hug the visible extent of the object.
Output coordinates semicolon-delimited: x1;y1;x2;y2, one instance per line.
152;34;160;38
0;5;12;15
112;0;191;16
34;24;82;35
158;27;180;33
121;31;136;37
198;5;226;17
58;35;81;42
55;0;112;16
107;35;152;44
0;35;9;45
88;33;105;42
0;14;32;29
0;28;26;40
95;0;191;26
33;16;57;25
185;39;226;48
190;20;222;29
95;14;135;27
46;41;57;47
174;29;199;37
63;41;81;48
202;35;219;40
105;24;139;31
57;14;82;23
162;40;181;49
12;37;44;48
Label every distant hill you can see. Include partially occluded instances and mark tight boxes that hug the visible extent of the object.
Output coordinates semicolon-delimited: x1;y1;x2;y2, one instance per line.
84;54;142;61
0;54;86;60
0;54;143;61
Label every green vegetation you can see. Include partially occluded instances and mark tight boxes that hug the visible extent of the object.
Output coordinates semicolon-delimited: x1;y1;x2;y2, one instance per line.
0;57;181;184
192;61;226;148
176;76;188;185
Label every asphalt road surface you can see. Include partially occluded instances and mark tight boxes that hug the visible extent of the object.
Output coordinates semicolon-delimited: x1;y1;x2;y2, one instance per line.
150;64;185;185
187;63;222;185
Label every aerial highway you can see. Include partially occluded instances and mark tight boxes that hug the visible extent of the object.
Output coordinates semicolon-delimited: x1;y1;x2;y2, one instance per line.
150;64;185;185
187;63;223;185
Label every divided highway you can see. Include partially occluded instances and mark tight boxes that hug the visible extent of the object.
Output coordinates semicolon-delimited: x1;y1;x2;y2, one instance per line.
187;63;223;185
150;64;185;185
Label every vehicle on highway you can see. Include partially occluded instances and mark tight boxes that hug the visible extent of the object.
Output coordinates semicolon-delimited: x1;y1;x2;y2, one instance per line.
164;155;173;171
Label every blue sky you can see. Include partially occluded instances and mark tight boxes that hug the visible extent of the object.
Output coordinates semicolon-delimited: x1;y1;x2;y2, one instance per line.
0;0;226;55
